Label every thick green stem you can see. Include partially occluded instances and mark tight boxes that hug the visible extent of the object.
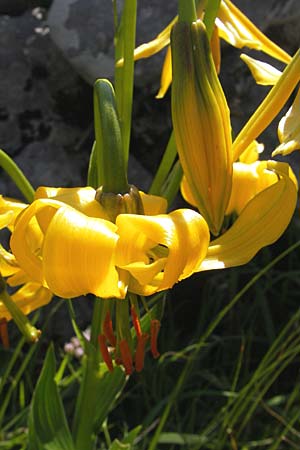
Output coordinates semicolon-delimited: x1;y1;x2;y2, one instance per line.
114;0;137;169
73;298;104;450
178;0;197;22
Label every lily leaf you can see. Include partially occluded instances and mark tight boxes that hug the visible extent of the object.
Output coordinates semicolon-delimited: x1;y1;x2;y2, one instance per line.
28;344;75;450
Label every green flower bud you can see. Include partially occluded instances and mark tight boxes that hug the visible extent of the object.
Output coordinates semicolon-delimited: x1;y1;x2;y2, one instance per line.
171;19;232;235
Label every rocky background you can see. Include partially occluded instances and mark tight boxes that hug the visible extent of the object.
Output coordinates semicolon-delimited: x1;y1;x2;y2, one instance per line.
0;0;299;338
1;0;299;199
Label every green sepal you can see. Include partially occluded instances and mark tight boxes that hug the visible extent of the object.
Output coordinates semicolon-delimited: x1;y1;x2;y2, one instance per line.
28;345;75;450
93;79;129;194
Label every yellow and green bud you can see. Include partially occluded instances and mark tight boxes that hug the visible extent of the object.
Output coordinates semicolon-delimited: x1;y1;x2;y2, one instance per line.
171;19;232;235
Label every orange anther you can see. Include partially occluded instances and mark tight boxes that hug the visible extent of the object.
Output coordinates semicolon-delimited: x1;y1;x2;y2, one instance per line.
98;334;114;372
135;333;149;372
131;306;142;339
150;319;161;359
103;311;116;347
0;318;9;349
119;339;133;375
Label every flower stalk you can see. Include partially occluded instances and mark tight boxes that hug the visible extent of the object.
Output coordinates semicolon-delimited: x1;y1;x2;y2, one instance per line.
0;275;41;343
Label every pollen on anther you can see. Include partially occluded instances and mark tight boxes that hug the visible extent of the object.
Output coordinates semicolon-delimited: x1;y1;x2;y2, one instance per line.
98;334;114;372
131;306;142;339
103;311;116;347
0;318;9;349
135;333;149;372
119;339;133;375
150;319;161;359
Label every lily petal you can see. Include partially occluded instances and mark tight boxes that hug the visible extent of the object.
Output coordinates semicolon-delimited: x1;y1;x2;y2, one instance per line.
239;140;264;164
139;191;167;215
11;199;123;299
233;49;300;161
273;87;300;156
35;186;110;220
116;209;210;295
226;160;278;215
198;161;297;271
240;53;282;86
217;0;291;64
0;282;52;321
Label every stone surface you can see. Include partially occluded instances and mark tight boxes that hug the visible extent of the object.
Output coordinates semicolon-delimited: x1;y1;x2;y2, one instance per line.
47;0;177;87
0;8;151;200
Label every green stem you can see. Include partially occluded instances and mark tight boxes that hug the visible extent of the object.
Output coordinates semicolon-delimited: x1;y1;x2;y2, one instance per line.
0;277;40;342
114;0;137;168
203;0;221;38
73;297;104;450
0;149;34;202
148;238;300;450
178;0;197;22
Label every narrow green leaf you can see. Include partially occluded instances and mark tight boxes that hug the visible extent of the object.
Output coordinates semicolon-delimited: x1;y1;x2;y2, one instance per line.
149;132;178;197
93;365;126;431
28;345;75;450
0;149;34;202
87;141;99;189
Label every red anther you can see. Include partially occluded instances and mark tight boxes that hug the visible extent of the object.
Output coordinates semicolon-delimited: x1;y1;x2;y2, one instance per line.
0;318;9;349
131;306;142;339
119;339;133;375
103;311;116;347
98;334;114;372
135;333;149;372
150;319;161;359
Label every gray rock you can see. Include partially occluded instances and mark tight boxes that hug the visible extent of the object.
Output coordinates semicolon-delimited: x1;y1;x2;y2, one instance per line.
0;9;151;199
47;0;177;87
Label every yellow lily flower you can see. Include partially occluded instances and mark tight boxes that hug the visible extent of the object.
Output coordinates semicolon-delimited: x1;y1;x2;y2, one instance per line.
7;186;209;300
199;161;297;271
175;21;298;269
3;185;210;372
128;0;291;97
272;87;300;157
